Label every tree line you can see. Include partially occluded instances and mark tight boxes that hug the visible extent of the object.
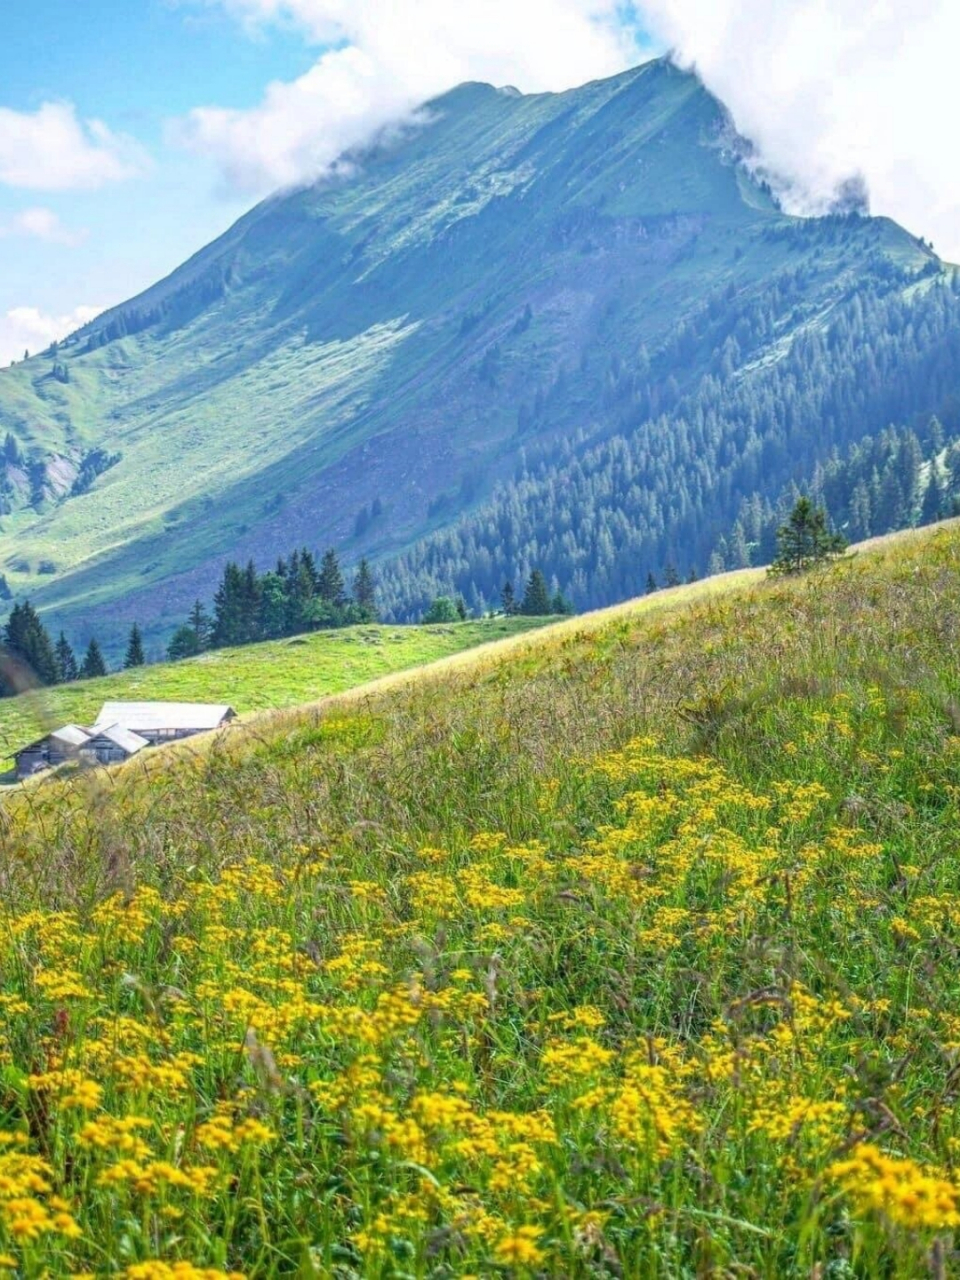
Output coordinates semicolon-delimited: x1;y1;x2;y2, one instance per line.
0;603;143;697
166;548;378;660
0;547;378;696
0;546;574;696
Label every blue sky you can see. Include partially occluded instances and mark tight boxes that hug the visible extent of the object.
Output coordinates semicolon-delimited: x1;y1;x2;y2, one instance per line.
0;0;956;366
0;1;321;361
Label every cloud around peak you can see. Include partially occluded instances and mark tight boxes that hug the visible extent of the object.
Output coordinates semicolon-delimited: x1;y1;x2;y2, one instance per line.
175;0;643;194
641;0;960;257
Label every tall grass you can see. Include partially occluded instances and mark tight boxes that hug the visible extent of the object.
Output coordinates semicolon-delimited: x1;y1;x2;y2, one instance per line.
0;617;549;773
1;527;960;1275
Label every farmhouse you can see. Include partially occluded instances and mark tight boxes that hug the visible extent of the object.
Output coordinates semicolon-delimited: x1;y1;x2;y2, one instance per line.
13;724;93;778
93;702;236;743
77;724;150;767
14;701;237;780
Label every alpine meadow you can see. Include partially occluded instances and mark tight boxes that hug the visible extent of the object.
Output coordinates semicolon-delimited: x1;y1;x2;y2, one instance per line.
3;7;960;1277
2;526;960;1276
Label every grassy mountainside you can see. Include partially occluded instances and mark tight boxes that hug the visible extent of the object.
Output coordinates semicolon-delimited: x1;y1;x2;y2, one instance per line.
0;58;951;647
3;523;960;1273
0;615;547;769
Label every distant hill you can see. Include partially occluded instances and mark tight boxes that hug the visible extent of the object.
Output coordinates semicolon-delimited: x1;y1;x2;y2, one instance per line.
0;57;955;646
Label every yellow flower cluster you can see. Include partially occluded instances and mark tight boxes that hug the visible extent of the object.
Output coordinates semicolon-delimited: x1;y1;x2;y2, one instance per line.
1;709;959;1274
828;1145;960;1230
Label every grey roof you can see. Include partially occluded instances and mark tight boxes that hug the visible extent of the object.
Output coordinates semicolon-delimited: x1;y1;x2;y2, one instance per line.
94;701;235;732
82;724;150;755
15;723;93;756
49;724;94;748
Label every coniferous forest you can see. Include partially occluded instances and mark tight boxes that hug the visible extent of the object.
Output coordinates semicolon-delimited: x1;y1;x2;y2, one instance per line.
376;269;960;617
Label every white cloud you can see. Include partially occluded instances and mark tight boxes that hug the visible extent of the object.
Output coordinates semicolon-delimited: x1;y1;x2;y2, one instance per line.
177;1;642;193
0;207;86;246
0;305;106;369
0;102;147;191
640;0;960;259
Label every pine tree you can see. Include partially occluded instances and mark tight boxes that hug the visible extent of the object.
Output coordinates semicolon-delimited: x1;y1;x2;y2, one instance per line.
211;563;246;648
124;623;145;668
259;572;288;639
501;581;517;616
285;559;317;635
2;600;58;689
353;559;378;621
664;563;681;588
645;572;658;594
55;632;78;682
521;569;552;616
81;638;107;679
240;560;263;644
550;589;573;615
770;496;846;576
167;626;200;662
318;550;345;607
299;548;320;593
455;596;468;621
188;600;211;652
920;470;944;526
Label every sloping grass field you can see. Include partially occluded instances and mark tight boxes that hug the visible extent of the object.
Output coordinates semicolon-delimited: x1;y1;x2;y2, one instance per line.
2;526;960;1274
0;617;549;772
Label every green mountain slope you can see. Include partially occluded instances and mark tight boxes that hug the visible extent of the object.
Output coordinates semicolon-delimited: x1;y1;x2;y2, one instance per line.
0;58;951;645
4;522;960;1274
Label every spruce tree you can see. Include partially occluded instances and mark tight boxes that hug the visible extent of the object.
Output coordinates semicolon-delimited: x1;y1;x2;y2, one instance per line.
455;596;468;621
521;569;552;616
240;560;263;645
285;559;317;635
665;563;681;588
211;563;245;648
318;550;345;607
188;600;212;652
3;601;58;688
645;572;658;594
501;581;517;616
258;572;288;639
167;626;200;662
81;638;107;679
55;632;78;682
124;623;145;668
353;559;378;621
770;496;846;575
920;471;944;526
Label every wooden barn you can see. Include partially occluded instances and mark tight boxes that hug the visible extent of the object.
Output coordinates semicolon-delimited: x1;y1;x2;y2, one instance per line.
77;724;150;767
14;724;93;779
13;701;237;781
93;702;236;743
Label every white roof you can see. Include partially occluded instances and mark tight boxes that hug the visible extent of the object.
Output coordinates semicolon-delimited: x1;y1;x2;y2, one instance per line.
94;701;235;732
84;723;150;754
49;724;93;747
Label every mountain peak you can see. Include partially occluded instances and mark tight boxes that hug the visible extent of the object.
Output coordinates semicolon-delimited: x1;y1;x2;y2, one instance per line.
0;57;943;648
